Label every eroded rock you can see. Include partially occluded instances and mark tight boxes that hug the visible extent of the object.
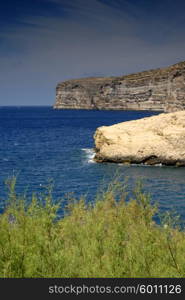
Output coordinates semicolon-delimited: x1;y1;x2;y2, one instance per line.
54;61;185;112
94;111;185;166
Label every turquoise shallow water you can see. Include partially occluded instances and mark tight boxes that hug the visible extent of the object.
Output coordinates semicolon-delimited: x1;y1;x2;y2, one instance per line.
0;107;185;220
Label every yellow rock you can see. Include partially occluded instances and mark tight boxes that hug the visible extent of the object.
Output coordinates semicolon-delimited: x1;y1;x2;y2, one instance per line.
94;111;185;166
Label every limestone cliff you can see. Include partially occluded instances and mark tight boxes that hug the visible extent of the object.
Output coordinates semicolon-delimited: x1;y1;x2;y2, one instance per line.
54;61;185;112
94;111;185;166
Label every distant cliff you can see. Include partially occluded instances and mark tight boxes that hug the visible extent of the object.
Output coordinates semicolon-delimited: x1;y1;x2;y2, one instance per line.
54;61;185;112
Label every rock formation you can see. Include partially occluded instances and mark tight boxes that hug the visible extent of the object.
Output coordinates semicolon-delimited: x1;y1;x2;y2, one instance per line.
54;61;185;112
94;111;185;166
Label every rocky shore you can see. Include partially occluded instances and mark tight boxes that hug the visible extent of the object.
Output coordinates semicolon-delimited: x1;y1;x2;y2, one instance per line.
54;61;185;112
94;111;185;166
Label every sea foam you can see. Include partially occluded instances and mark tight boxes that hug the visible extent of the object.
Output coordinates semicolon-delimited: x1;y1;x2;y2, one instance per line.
81;148;95;163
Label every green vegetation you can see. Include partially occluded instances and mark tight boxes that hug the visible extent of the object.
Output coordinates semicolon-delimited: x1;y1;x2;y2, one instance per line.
0;176;185;278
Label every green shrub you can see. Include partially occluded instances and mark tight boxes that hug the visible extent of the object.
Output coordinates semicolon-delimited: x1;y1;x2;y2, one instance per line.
0;177;185;278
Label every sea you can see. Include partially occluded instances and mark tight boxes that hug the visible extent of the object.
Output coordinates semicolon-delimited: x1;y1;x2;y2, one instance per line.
0;106;185;221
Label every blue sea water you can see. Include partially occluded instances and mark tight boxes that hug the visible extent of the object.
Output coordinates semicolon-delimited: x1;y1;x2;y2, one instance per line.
0;106;185;220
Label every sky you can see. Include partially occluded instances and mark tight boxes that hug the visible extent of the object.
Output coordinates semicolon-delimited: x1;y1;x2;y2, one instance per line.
0;0;185;106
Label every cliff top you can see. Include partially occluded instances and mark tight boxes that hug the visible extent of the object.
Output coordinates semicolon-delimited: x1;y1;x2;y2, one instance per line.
57;60;185;87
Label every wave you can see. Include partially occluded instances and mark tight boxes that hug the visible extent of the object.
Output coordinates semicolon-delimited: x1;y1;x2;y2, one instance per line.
81;148;95;163
2;158;9;161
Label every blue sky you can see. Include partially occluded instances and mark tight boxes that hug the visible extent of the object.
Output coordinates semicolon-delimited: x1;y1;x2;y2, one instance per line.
0;0;185;106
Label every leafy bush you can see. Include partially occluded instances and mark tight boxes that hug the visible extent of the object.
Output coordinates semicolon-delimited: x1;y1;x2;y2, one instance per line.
0;177;185;278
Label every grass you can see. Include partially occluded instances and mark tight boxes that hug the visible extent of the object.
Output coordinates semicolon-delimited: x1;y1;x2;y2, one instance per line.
0;176;185;278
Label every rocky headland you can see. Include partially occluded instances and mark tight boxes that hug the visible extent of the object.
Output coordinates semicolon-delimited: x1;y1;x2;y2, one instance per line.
94;111;185;166
54;61;185;112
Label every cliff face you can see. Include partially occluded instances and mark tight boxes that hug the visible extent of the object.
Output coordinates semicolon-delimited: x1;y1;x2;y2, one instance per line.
54;61;185;112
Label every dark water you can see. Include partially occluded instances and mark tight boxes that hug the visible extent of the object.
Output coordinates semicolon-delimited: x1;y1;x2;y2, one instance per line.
0;107;185;220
